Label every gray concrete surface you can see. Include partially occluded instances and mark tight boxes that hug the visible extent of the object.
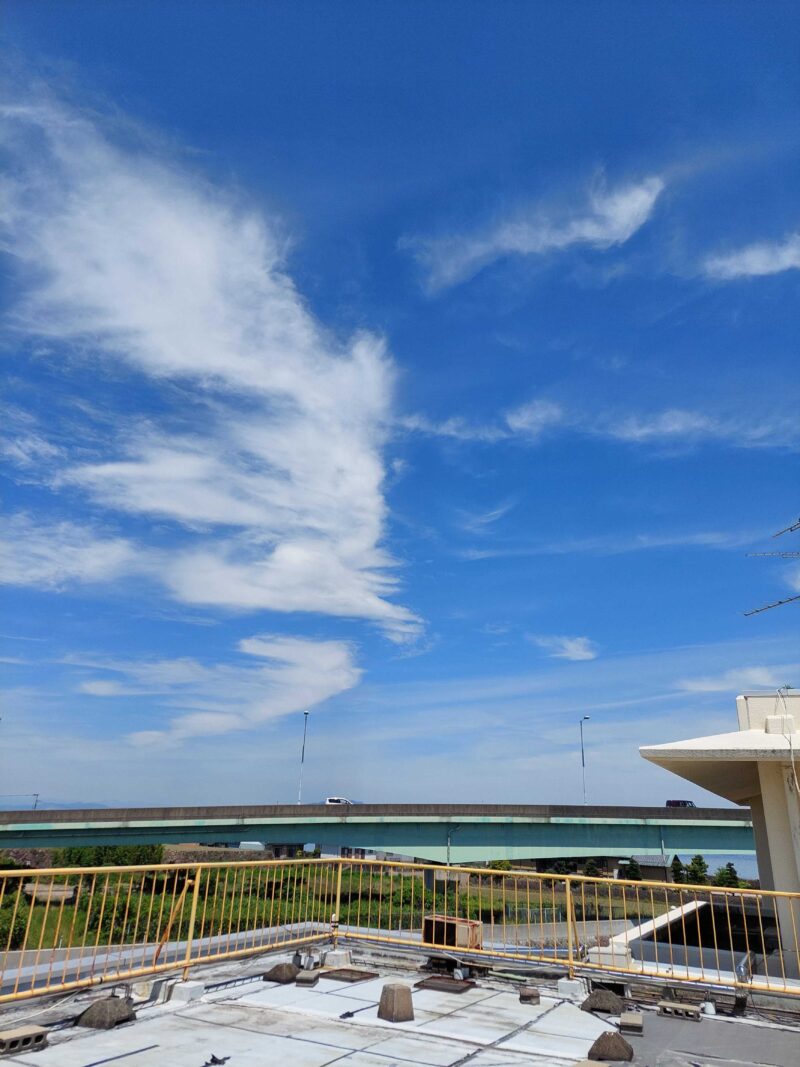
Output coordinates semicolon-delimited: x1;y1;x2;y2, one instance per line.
3;953;799;1066
622;1010;800;1066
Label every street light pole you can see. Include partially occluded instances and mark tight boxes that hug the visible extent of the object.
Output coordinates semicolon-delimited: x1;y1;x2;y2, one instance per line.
579;716;590;806
297;711;309;805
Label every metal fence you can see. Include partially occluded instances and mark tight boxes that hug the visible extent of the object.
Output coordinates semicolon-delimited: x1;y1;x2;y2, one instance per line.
2;857;799;1004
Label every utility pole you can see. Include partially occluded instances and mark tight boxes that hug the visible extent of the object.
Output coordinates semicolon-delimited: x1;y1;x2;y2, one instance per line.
297;711;309;805
579;716;590;806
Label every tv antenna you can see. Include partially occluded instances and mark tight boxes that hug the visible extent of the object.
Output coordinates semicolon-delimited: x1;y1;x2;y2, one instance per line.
773;517;800;538
746;552;800;559
745;516;800;616
744;593;800;617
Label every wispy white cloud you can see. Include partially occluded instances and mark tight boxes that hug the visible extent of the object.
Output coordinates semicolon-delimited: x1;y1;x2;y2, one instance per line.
704;232;800;279
404;175;664;292
5;634;796;805
600;408;800;448
677;666;798;694
1;432;62;469
504;400;566;439
530;634;599;661
398;414;507;443
79;679;143;697
1;100;419;641
0;515;139;588
457;528;759;561
400;400;565;444
602;409;717;442
404;401;800;452
78;634;361;744
457;499;517;533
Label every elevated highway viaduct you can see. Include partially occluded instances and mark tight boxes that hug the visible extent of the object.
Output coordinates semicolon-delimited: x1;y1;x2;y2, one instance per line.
0;803;754;865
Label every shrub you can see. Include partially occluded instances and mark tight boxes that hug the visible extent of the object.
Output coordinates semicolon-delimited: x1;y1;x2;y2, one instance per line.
0;902;29;950
685;855;709;885
713;862;742;887
54;845;165;867
624;858;642;881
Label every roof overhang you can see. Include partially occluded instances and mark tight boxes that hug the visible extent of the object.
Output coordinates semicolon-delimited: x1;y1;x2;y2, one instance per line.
640;728;796;805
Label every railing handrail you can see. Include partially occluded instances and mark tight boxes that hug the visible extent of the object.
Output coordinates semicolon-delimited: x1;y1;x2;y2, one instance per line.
0;857;776;897
2;855;797;1006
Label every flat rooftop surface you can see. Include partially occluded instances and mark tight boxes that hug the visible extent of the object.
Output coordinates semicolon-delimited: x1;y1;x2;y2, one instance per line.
4;956;799;1066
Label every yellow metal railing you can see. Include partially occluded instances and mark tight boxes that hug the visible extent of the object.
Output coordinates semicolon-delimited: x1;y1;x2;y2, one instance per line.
0;858;334;1003
1;857;799;1003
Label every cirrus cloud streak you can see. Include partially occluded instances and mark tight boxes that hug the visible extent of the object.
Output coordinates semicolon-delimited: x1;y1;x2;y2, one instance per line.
704;232;800;279
0;100;419;641
404;175;664;292
76;634;362;745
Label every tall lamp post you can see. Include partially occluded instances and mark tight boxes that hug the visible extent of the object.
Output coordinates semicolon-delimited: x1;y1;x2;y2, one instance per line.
579;716;590;806
297;710;309;805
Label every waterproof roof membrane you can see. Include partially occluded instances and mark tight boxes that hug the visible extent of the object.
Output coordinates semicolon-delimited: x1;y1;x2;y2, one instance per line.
2;951;799;1067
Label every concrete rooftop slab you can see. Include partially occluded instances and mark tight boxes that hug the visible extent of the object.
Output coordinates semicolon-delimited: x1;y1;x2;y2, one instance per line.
3;954;800;1066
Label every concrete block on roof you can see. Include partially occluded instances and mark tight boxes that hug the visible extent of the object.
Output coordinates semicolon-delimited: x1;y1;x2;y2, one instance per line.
377;982;414;1022
588;1030;634;1061
519;985;540;1004
619;1010;643;1033
582;988;624;1013
323;948;352;967
557;976;588;1001
263;961;300;984
657;999;701;1020
132;977;172;1004
586;943;633;968
76;997;136;1029
169;981;205;1004
0;1025;47;1057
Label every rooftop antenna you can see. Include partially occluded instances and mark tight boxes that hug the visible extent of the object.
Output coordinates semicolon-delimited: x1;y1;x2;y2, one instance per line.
744;593;800;618
746;552;800;559
773;517;800;538
745;516;800;616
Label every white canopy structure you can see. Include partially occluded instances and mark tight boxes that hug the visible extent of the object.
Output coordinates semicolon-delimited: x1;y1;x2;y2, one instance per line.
642;693;800;897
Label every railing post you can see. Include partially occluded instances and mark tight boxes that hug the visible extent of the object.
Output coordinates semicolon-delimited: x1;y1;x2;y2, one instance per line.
331;860;343;946
565;877;575;978
182;868;202;981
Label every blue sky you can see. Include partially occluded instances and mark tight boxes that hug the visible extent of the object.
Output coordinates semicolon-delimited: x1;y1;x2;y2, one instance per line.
1;2;799;809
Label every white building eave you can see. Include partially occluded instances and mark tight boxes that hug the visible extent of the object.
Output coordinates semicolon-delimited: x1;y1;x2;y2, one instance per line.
640;730;799;804
641;728;798;763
